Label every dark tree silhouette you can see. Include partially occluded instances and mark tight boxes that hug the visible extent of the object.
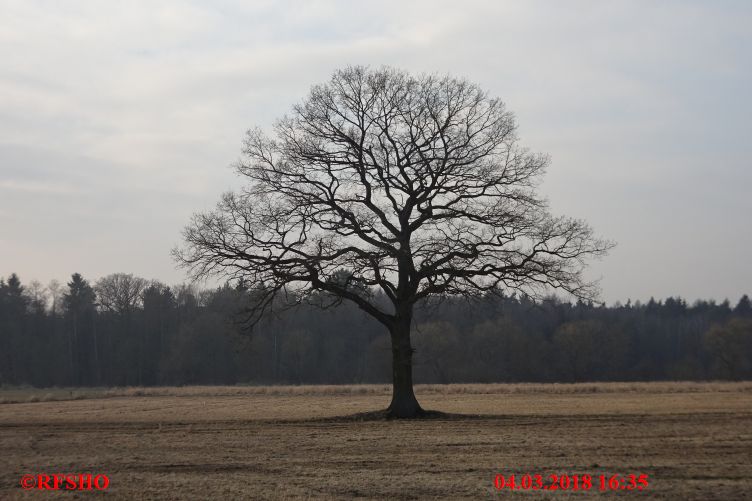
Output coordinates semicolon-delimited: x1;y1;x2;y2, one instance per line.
0;274;27;383
174;66;612;417
2;271;750;388
62;273;97;385
735;294;752;316
95;273;147;315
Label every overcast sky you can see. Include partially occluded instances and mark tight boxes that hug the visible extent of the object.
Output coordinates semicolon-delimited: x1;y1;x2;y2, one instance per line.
1;0;750;305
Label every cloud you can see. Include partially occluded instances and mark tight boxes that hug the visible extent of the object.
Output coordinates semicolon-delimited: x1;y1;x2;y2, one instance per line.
0;179;80;195
0;0;750;302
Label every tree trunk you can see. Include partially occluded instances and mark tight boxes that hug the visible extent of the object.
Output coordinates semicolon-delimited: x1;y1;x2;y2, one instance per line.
71;313;78;386
92;313;101;386
387;314;424;418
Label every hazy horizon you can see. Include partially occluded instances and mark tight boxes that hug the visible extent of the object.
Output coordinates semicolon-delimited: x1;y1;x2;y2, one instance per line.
2;1;750;305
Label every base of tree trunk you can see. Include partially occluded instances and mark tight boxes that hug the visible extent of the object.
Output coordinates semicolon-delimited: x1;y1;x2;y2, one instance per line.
386;402;425;419
386;389;424;418
345;408;451;421
321;408;488;422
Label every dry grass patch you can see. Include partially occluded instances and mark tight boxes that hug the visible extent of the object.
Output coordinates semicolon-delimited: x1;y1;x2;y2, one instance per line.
3;381;751;405
1;386;750;500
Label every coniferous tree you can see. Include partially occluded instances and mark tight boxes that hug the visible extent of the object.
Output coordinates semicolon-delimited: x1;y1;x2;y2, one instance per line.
735;294;752;317
62;273;97;385
0;274;28;383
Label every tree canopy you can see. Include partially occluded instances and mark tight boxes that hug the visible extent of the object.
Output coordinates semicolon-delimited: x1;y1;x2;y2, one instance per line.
176;66;611;324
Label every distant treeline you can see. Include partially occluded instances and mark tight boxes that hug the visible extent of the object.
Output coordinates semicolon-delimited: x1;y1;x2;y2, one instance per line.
1;272;751;387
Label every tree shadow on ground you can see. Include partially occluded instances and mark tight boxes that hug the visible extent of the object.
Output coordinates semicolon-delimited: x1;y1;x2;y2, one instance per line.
310;409;499;422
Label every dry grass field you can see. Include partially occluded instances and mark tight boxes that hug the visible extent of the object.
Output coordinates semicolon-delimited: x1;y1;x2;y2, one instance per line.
1;382;751;499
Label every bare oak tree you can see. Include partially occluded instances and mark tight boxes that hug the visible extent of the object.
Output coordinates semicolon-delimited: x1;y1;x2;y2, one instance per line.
174;66;612;418
95;273;148;315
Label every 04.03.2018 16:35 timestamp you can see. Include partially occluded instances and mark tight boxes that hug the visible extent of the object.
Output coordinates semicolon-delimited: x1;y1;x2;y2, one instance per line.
493;473;649;492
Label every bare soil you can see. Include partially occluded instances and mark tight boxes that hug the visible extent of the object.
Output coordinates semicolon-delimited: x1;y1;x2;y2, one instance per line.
1;382;750;499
